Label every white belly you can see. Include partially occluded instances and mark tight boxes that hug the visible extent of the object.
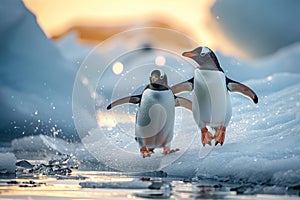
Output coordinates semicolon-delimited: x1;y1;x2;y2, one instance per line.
192;69;232;128
135;89;175;148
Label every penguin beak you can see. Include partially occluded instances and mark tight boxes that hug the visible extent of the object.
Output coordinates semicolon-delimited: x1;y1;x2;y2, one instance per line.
182;52;198;58
153;77;159;83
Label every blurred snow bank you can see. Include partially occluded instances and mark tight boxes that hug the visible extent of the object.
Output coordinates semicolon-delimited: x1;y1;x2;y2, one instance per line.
11;135;89;160
211;0;300;58
0;0;77;141
218;42;300;81
0;153;16;174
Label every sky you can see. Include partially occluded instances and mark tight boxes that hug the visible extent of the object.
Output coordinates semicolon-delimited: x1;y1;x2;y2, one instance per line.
23;0;245;58
23;0;300;59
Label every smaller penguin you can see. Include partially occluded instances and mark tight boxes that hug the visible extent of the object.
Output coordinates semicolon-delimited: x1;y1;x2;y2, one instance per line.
172;46;258;146
107;69;192;157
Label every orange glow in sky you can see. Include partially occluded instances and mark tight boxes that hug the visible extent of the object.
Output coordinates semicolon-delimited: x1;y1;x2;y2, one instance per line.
23;0;245;57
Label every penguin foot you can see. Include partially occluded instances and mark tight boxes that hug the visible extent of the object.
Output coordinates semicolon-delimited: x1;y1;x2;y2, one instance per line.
201;127;213;146
162;147;179;155
214;126;226;146
140;146;153;158
148;148;155;153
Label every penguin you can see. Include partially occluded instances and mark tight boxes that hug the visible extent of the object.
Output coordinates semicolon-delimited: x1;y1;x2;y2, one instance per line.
172;46;258;146
107;69;192;157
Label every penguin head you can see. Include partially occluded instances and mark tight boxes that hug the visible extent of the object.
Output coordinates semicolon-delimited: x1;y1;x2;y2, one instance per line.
150;69;168;86
182;46;223;72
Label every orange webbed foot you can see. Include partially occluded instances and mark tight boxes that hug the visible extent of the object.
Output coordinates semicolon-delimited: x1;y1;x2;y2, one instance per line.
162;146;179;155
214;126;226;146
201;127;213;146
140;146;153;158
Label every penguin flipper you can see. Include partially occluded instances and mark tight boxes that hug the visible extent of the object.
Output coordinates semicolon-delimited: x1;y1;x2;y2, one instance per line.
107;95;142;110
226;78;258;104
171;78;194;94
175;97;192;111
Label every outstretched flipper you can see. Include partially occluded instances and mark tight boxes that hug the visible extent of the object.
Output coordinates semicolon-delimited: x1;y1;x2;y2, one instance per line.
226;77;258;104
171;78;194;94
107;95;142;110
175;96;192;111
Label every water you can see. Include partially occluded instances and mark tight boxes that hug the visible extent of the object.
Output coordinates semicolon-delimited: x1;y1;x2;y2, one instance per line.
1;166;299;199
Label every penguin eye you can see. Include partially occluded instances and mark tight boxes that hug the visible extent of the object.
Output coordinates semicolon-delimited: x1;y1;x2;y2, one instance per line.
160;75;164;79
200;52;206;56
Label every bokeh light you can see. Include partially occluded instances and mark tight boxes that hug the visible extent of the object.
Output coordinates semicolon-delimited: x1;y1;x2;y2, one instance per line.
155;56;166;66
112;61;124;75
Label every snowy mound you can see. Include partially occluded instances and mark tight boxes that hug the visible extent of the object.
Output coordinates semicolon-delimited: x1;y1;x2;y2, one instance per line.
164;72;300;186
66;37;300;186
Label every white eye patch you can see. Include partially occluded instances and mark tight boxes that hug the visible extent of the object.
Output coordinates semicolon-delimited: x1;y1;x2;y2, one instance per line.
158;70;165;79
201;47;210;55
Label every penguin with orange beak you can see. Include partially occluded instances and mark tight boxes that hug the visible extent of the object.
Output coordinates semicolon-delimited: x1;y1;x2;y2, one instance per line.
172;46;258;146
107;69;192;157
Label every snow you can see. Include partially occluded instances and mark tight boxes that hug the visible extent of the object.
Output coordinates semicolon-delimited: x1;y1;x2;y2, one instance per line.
163;71;300;186
0;0;299;188
10;135;97;166
70;37;299;186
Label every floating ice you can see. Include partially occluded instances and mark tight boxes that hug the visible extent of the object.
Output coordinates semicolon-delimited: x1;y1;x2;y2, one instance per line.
80;180;153;189
16;160;34;169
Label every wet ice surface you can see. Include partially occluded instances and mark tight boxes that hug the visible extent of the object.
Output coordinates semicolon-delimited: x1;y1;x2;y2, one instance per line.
0;169;299;199
0;156;299;199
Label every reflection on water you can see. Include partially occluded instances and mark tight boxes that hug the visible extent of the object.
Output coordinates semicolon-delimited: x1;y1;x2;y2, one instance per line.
0;169;299;200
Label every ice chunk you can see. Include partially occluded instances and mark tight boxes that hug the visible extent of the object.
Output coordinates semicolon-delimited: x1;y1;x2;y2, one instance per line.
16;160;34;169
0;153;16;174
79;179;167;190
80;180;151;189
134;190;171;199
30;163;72;176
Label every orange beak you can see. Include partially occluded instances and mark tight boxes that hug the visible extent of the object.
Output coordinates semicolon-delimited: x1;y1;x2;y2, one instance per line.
182;52;198;58
153;77;159;82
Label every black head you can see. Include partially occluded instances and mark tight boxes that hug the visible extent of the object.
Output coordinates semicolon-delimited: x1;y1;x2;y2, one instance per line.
182;46;223;72
149;69;168;86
